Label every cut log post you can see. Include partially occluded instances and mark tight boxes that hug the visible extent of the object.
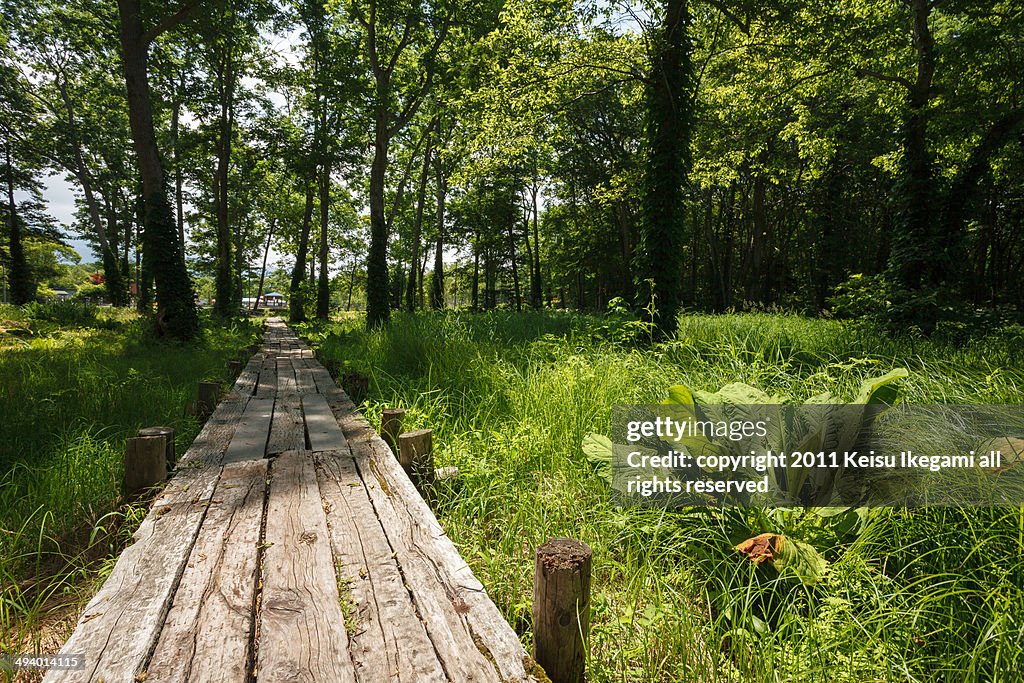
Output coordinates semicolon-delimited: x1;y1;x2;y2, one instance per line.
533;538;592;683
398;429;434;485
124;436;168;497
138;426;176;471
197;382;220;418
380;408;406;456
228;360;242;376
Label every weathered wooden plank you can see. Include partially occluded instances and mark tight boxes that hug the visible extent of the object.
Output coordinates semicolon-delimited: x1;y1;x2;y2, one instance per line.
231;352;263;396
277;358;297;396
304;393;346;452
146;460;268;682
330;392;539;682
257;450;356;682
315;449;447;682
155;394;249;508
42;497;213;682
222;397;274;464
267;395;305;455
295;360;317;395
256;358;277;399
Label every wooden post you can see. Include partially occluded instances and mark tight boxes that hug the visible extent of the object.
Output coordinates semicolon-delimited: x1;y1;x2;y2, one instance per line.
228;359;242;375
398;429;434;485
197;381;220;418
533;538;592;683
380;408;406;455
138;426;176;471
124;436;167;497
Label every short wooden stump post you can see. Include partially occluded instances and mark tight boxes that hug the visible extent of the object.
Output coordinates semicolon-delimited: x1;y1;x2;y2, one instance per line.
228;359;242;376
197;381;220;418
533;538;592;683
137;426;176;471
398;429;434;485
124;436;168;497
381;408;406;455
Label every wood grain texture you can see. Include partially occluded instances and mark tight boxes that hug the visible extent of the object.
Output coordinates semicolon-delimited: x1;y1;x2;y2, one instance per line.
41;499;212;683
267;395;305;455
257;450;356;682
223;397;274;464
315;449;447;683
328;390;540;683
146;460;268;682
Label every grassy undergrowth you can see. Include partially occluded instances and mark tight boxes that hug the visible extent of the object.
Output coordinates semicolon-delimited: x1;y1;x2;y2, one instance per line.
303;310;1024;682
0;303;259;654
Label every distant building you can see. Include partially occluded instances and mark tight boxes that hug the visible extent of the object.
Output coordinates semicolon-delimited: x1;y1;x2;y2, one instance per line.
241;293;287;310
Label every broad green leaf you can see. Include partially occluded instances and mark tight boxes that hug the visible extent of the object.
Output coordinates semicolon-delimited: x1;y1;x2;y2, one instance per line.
582;433;613;483
854;368;909;405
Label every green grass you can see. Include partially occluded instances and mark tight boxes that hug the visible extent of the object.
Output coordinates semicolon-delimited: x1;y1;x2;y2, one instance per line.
0;303;260;652
302;310;1024;683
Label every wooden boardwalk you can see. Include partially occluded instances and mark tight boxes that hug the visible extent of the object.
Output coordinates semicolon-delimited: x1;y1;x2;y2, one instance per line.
46;319;541;683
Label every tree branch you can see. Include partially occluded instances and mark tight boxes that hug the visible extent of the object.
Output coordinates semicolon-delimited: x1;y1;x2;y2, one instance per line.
141;2;201;47
854;67;913;91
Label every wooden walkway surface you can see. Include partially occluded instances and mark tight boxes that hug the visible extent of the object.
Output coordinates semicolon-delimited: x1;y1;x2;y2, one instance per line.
46;319;540;683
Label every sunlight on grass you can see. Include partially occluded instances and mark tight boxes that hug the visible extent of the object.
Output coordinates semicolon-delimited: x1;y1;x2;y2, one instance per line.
303;310;1024;683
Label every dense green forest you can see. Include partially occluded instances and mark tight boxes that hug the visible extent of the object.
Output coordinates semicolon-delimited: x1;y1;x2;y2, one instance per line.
2;0;1021;332
2;0;1023;681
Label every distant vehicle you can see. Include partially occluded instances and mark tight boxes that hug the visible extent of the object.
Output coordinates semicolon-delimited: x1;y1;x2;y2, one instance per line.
241;293;288;310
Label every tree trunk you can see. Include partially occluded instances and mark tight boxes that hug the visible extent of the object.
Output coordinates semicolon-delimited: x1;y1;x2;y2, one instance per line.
529;180;542;308
367;106;391;328
118;0;198;339
253;218;275;312
507;216;521;311
888;0;936;295
636;0;691;336
471;228;480;311
346;256;357;310
406;131;433;311
316;159;331;319
289;181;315;322
4;141;34;304
213;40;235;317
430;157;446;310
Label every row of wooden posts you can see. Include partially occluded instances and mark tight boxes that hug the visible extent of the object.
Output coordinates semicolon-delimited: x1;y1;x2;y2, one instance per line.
380;406;594;683
121;356;594;683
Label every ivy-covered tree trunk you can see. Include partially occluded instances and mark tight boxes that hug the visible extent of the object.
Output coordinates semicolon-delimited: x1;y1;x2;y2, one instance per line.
366;105;391;328
118;0;198;339
4;141;34;305
887;0;936;294
635;0;692;337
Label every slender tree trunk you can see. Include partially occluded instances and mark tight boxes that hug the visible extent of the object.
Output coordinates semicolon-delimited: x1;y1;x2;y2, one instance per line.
367;106;391;327
214;43;235;316
430;155;447;309
316;159;331;319
171;94;184;247
406;132;432;311
346;256;357;310
289;181;315;322
118;0;198;338
507;217;521;311
471;228;480;311
4;141;33;304
529;180;542;308
253;218;275;312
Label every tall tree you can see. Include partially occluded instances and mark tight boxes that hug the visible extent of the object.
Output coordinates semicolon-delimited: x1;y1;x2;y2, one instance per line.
117;0;199;338
634;0;691;336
